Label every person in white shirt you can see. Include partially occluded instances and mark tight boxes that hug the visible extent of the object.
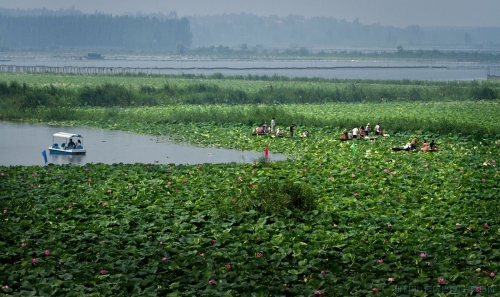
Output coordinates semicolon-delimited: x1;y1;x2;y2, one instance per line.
352;127;359;139
375;123;380;135
271;117;276;132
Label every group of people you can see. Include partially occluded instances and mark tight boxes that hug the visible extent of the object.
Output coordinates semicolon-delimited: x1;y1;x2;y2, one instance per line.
404;137;439;151
255;118;309;137
342;123;383;140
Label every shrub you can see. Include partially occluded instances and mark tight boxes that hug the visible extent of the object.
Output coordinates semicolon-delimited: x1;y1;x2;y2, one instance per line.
247;179;317;214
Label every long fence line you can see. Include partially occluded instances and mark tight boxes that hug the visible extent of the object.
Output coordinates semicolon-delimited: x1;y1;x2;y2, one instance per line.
0;64;450;75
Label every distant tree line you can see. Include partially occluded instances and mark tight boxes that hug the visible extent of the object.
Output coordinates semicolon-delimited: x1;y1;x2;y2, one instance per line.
187;13;500;49
0;14;192;50
1;8;500;53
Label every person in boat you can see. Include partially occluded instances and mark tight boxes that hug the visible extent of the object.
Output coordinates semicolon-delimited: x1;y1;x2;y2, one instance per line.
410;137;419;150
77;139;82;148
342;129;348;139
352;126;359;139
262;123;268;133
67;138;76;148
289;124;296;137
430;139;436;150
421;139;429;151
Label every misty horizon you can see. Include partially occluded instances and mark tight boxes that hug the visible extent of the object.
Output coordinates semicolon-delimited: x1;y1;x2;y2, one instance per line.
2;0;500;28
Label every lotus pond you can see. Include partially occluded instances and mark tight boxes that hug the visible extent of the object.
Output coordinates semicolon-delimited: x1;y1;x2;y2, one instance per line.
1;122;500;296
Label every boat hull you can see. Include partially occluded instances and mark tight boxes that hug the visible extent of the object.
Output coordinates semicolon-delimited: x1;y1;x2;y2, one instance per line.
49;148;86;155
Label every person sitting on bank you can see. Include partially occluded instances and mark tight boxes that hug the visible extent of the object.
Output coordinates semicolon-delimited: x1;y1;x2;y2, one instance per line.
302;130;309;137
67;138;76;148
276;128;283;136
348;130;353;140
421;139;429;151
410;137;419;150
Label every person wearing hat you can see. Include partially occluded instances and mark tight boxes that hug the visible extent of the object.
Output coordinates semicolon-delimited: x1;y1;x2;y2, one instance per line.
365;123;371;136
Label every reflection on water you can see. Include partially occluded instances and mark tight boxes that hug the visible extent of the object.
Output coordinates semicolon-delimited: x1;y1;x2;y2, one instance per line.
50;154;86;165
0;121;287;166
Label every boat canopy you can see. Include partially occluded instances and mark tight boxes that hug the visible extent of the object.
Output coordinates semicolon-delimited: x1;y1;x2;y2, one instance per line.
53;132;83;138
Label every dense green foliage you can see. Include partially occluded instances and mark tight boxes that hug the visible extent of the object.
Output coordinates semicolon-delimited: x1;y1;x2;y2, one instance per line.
1;72;500;295
1;129;500;296
0;14;191;50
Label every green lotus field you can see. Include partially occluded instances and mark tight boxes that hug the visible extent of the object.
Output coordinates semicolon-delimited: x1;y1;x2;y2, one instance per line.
1;73;500;296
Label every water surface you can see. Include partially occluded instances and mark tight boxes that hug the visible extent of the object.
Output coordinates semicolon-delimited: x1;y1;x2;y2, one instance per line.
0;121;287;166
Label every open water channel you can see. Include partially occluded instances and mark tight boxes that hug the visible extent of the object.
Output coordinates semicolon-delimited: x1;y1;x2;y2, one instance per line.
0;121;287;166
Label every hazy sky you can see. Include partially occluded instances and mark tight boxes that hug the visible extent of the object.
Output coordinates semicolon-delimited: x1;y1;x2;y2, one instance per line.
2;0;500;27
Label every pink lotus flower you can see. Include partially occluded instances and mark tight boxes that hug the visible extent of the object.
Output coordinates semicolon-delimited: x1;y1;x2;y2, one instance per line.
21;243;26;247
377;259;383;263
387;223;392;228
57;208;61;211
167;181;172;185
88;178;92;182
107;190;112;193
128;186;133;190
44;250;50;255
483;270;488;275
100;270;106;275
484;223;489;228
456;223;461;226
208;279;216;285
333;224;338;228
476;286;482;292
32;258;38;263
437;278;445;283
258;252;263;258
200;253;205;257
68;205;72;209
351;174;356;178
420;253;427;258
353;193;359;197
3;209;6;214
318;164;322;167
226;264;231;269
232;198;236;203
162;257;167;261
102;202;107;207
257;238;261;241
368;171;372;175
85;167;90;171
0;172;4;176
314;290;323;295
490;272;495;278
467;227;472;231
211;239;216;244
159;241;163;245
482;178;486;182
373;288;378;292
387;278;394;282
182;179;187;182
321;270;326;274
329;176;333;180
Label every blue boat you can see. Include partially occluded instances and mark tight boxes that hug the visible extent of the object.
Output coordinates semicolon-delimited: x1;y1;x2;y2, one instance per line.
48;132;86;155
